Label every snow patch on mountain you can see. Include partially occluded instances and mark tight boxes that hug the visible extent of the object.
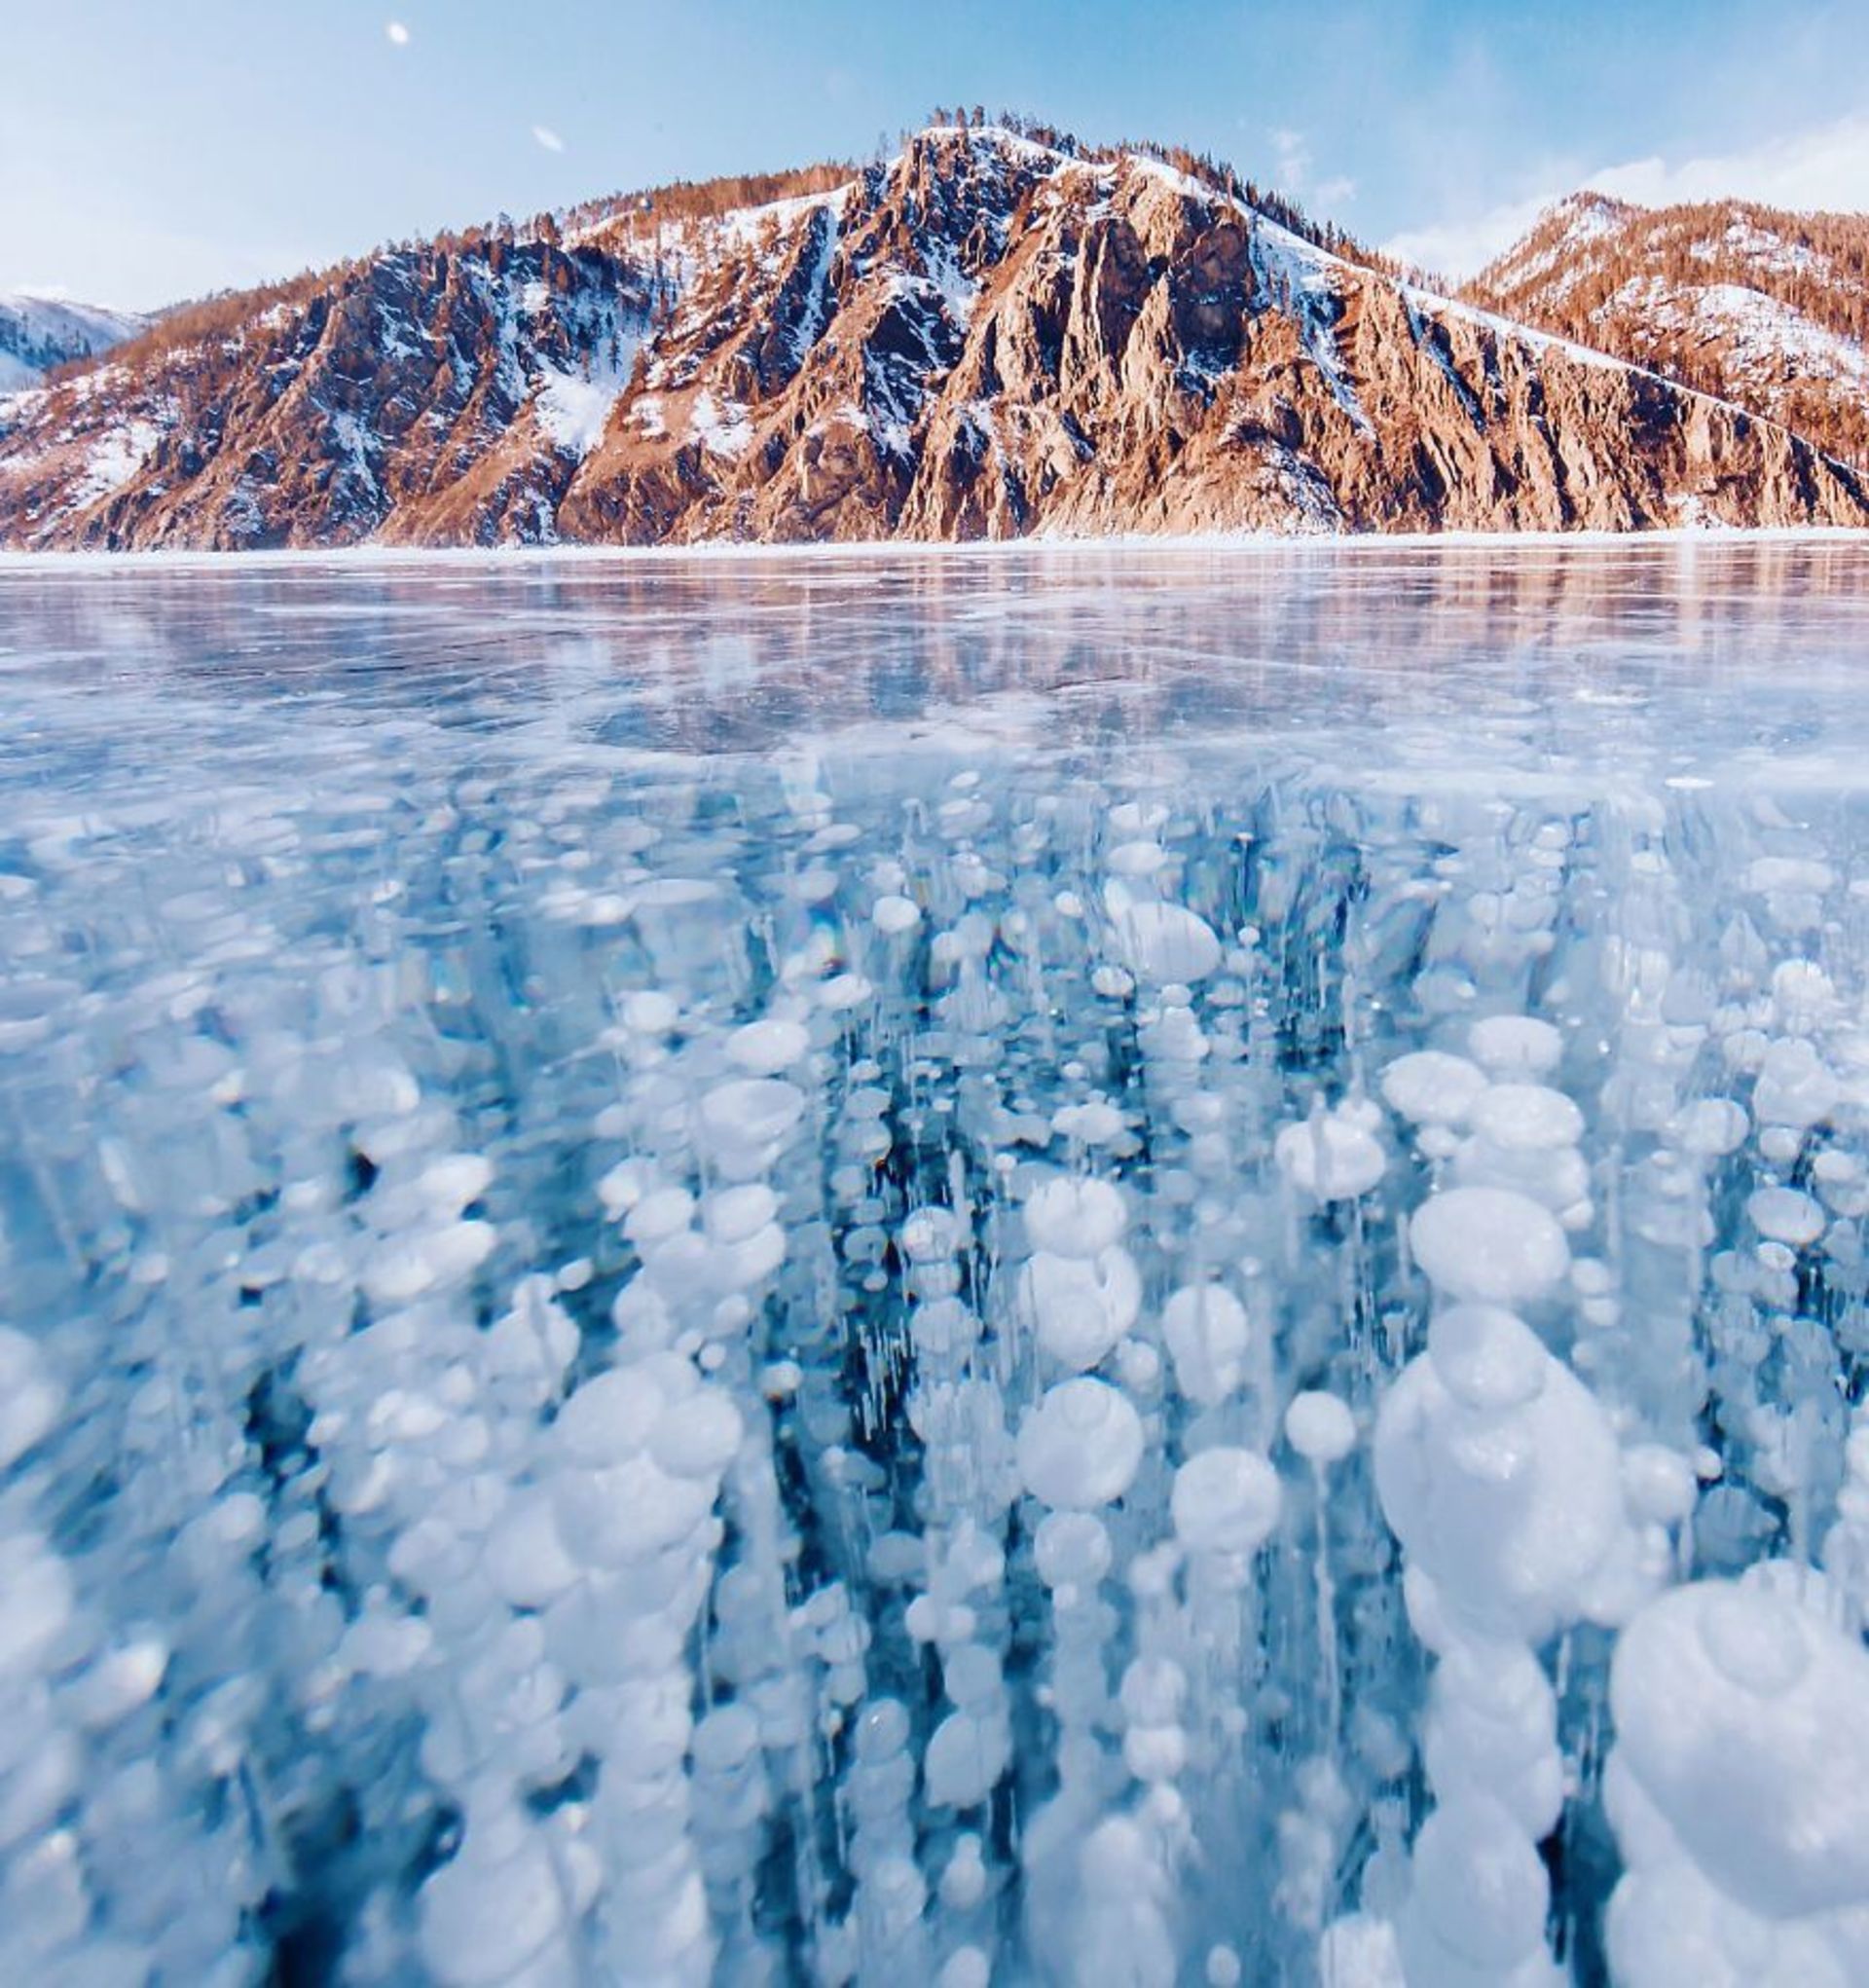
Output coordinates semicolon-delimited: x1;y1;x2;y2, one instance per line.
690;390;752;458
534;340;641;460
714;186;854;255
1253;219;1374;430
920;244;978;332
1690;217;1832;281
1126;151;1225;206
327;411;382;503
1610;276;1869;390
72;415;165;507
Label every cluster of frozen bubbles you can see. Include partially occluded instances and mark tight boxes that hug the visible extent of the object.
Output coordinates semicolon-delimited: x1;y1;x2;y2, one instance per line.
5;687;1869;1986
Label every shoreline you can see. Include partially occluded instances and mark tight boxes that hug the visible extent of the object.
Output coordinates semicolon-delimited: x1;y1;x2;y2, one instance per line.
3;523;1869;574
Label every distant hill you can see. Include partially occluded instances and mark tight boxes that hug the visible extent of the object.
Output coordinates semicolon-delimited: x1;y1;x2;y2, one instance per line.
1467;192;1869;472
0;292;148;392
2;127;1863;548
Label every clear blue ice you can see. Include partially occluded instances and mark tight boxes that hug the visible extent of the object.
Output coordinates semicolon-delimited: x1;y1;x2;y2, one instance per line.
4;541;1869;1986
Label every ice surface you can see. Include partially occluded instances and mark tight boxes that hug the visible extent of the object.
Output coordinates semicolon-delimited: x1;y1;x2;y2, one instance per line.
5;537;1869;1983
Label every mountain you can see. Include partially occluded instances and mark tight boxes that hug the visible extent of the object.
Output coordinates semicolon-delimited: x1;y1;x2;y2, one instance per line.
0;292;149;392
1467;192;1869;471
2;127;1865;550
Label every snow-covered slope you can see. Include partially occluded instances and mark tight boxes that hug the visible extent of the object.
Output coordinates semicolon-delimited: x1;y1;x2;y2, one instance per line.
0;292;149;391
2;129;1865;549
1468;195;1869;468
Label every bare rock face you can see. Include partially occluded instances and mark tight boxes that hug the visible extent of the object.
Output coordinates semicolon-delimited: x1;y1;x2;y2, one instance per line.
4;129;1865;550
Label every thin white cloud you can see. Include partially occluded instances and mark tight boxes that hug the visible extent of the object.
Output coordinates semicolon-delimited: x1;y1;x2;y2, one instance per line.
1268;128;1310;193
385;19;410;46
1382;193;1560;282
1587;112;1869;211
1257;128;1354;212
531;125;566;154
1383;109;1869;281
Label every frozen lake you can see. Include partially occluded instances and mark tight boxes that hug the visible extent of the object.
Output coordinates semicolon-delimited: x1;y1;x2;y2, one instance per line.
4;539;1869;1986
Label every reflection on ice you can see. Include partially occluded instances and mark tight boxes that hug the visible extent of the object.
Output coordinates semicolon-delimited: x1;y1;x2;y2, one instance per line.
3;542;1869;1984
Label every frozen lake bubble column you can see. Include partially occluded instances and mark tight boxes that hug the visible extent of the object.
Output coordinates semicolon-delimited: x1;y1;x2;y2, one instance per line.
1010;1133;1161;1979
576;1046;804;1982
1365;1035;1662;1987
896;1198;1019;1986
1604;1568;1869;1987
1696;880;1860;1567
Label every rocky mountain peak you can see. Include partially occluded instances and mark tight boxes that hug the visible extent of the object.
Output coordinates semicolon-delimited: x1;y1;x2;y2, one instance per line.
4;129;1865;550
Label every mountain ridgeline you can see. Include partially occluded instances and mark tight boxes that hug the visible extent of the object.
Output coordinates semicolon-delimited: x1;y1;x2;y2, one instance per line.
3;126;1866;549
1464;191;1869;479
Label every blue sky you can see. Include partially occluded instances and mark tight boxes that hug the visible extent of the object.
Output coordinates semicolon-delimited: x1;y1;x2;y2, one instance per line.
9;1;1869;309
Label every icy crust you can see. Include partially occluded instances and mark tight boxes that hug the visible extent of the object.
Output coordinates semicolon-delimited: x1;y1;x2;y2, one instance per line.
6;604;1869;1984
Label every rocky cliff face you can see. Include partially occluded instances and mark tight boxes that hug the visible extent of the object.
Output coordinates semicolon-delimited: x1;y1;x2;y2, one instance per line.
4;129;1865;549
1468;192;1869;473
